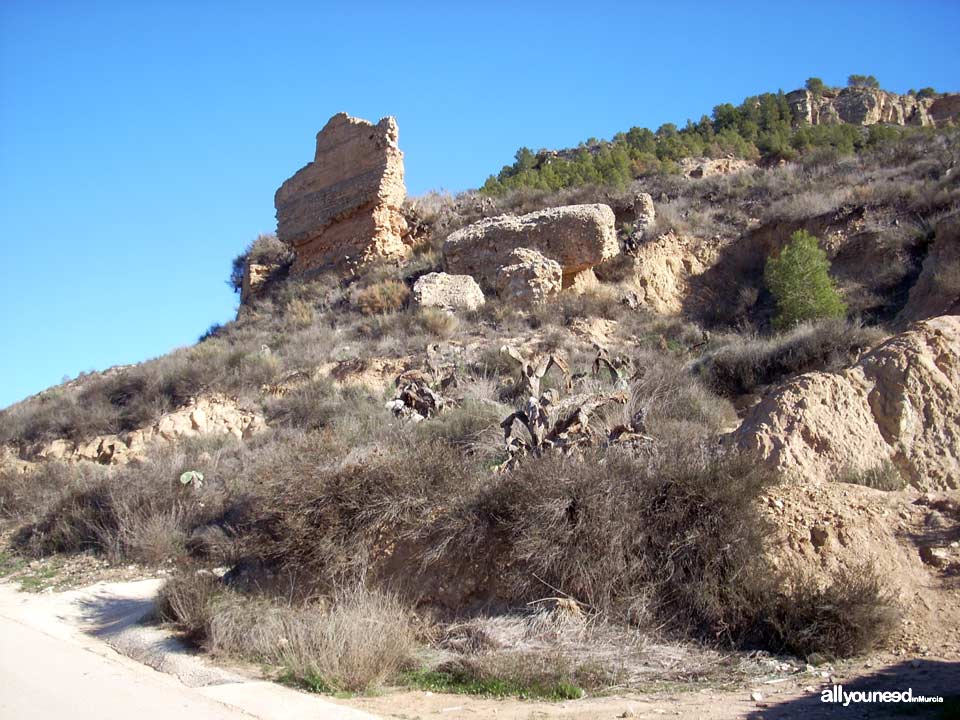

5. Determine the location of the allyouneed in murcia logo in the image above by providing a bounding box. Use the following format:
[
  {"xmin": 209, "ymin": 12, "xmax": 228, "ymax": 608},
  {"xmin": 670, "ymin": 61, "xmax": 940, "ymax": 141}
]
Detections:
[{"xmin": 821, "ymin": 685, "xmax": 944, "ymax": 707}]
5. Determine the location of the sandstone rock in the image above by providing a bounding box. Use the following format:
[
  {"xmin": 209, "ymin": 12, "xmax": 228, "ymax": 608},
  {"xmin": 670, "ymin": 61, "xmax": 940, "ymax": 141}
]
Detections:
[
  {"xmin": 568, "ymin": 317, "xmax": 617, "ymax": 346},
  {"xmin": 735, "ymin": 316, "xmax": 960, "ymax": 491},
  {"xmin": 275, "ymin": 113, "xmax": 408, "ymax": 274},
  {"xmin": 633, "ymin": 192, "xmax": 656, "ymax": 231},
  {"xmin": 24, "ymin": 395, "xmax": 266, "ymax": 466},
  {"xmin": 411, "ymin": 272, "xmax": 485, "ymax": 311},
  {"xmin": 929, "ymin": 95, "xmax": 960, "ymax": 126},
  {"xmin": 785, "ymin": 87, "xmax": 960, "ymax": 128},
  {"xmin": 627, "ymin": 231, "xmax": 707, "ymax": 315},
  {"xmin": 36, "ymin": 438, "xmax": 74, "ymax": 461},
  {"xmin": 678, "ymin": 157, "xmax": 754, "ymax": 179},
  {"xmin": 760, "ymin": 480, "xmax": 960, "ymax": 655},
  {"xmin": 240, "ymin": 262, "xmax": 273, "ymax": 305},
  {"xmin": 495, "ymin": 248, "xmax": 562, "ymax": 304},
  {"xmin": 317, "ymin": 357, "xmax": 414, "ymax": 393},
  {"xmin": 566, "ymin": 267, "xmax": 601, "ymax": 294},
  {"xmin": 443, "ymin": 204, "xmax": 618, "ymax": 288}
]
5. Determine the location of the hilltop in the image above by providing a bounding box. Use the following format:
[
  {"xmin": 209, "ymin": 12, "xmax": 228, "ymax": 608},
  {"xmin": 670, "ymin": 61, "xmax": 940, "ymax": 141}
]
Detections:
[{"xmin": 481, "ymin": 77, "xmax": 960, "ymax": 193}]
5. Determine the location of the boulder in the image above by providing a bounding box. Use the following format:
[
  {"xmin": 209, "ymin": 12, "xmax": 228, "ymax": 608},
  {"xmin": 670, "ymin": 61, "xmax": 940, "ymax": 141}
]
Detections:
[
  {"xmin": 274, "ymin": 113, "xmax": 408, "ymax": 274},
  {"xmin": 734, "ymin": 316, "xmax": 960, "ymax": 491},
  {"xmin": 495, "ymin": 248, "xmax": 562, "ymax": 304},
  {"xmin": 411, "ymin": 272, "xmax": 485, "ymax": 311},
  {"xmin": 443, "ymin": 204, "xmax": 618, "ymax": 288}
]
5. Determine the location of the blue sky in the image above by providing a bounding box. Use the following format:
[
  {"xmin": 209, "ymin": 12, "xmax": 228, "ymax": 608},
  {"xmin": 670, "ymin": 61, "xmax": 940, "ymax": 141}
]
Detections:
[{"xmin": 2, "ymin": 1, "xmax": 958, "ymax": 408}]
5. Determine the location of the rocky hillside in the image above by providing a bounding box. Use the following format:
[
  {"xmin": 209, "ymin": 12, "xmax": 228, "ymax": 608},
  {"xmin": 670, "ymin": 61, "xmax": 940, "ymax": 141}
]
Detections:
[
  {"xmin": 2, "ymin": 85, "xmax": 959, "ymax": 701},
  {"xmin": 481, "ymin": 80, "xmax": 960, "ymax": 193}
]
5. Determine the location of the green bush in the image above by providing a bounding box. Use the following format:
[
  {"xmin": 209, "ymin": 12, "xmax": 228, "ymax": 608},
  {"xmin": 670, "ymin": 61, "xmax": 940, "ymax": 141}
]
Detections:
[
  {"xmin": 805, "ymin": 77, "xmax": 827, "ymax": 95},
  {"xmin": 765, "ymin": 231, "xmax": 847, "ymax": 329},
  {"xmin": 847, "ymin": 74, "xmax": 880, "ymax": 89}
]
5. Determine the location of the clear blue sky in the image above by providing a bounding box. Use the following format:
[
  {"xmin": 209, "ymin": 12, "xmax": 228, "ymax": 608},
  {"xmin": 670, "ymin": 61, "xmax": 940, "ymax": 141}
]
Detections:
[{"xmin": 2, "ymin": 1, "xmax": 958, "ymax": 408}]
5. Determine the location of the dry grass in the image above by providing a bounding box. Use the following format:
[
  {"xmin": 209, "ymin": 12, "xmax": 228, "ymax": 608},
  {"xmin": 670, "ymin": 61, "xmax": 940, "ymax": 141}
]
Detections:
[
  {"xmin": 276, "ymin": 587, "xmax": 417, "ymax": 692},
  {"xmin": 410, "ymin": 307, "xmax": 460, "ymax": 338},
  {"xmin": 839, "ymin": 460, "xmax": 907, "ymax": 491},
  {"xmin": 10, "ymin": 441, "xmax": 238, "ymax": 564},
  {"xmin": 356, "ymin": 279, "xmax": 410, "ymax": 315},
  {"xmin": 693, "ymin": 319, "xmax": 884, "ymax": 398},
  {"xmin": 159, "ymin": 574, "xmax": 417, "ymax": 693}
]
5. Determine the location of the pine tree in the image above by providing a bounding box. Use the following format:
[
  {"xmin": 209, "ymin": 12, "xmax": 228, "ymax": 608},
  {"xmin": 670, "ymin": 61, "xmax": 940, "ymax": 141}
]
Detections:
[{"xmin": 765, "ymin": 231, "xmax": 847, "ymax": 329}]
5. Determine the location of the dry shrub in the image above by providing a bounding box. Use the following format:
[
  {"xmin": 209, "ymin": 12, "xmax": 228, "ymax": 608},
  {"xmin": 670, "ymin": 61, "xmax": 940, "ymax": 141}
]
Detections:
[
  {"xmin": 227, "ymin": 440, "xmax": 476, "ymax": 597},
  {"xmin": 12, "ymin": 444, "xmax": 233, "ymax": 564},
  {"xmin": 424, "ymin": 649, "xmax": 589, "ymax": 699},
  {"xmin": 277, "ymin": 588, "xmax": 416, "ymax": 692},
  {"xmin": 265, "ymin": 378, "xmax": 339, "ymax": 431},
  {"xmin": 694, "ymin": 319, "xmax": 883, "ymax": 398},
  {"xmin": 444, "ymin": 447, "xmax": 775, "ymax": 632},
  {"xmin": 156, "ymin": 570, "xmax": 221, "ymax": 641},
  {"xmin": 763, "ymin": 187, "xmax": 851, "ymax": 222},
  {"xmin": 624, "ymin": 352, "xmax": 737, "ymax": 438},
  {"xmin": 229, "ymin": 354, "xmax": 281, "ymax": 395},
  {"xmin": 229, "ymin": 233, "xmax": 294, "ymax": 292},
  {"xmin": 414, "ymin": 400, "xmax": 506, "ymax": 460},
  {"xmin": 0, "ymin": 344, "xmax": 232, "ymax": 446},
  {"xmin": 754, "ymin": 564, "xmax": 899, "ymax": 659},
  {"xmin": 159, "ymin": 574, "xmax": 416, "ymax": 693},
  {"xmin": 411, "ymin": 307, "xmax": 459, "ymax": 338},
  {"xmin": 934, "ymin": 257, "xmax": 960, "ymax": 295},
  {"xmin": 559, "ymin": 286, "xmax": 625, "ymax": 323},
  {"xmin": 283, "ymin": 298, "xmax": 315, "ymax": 329},
  {"xmin": 0, "ymin": 462, "xmax": 105, "ymax": 523},
  {"xmin": 839, "ymin": 460, "xmax": 906, "ymax": 491},
  {"xmin": 356, "ymin": 279, "xmax": 409, "ymax": 315}
]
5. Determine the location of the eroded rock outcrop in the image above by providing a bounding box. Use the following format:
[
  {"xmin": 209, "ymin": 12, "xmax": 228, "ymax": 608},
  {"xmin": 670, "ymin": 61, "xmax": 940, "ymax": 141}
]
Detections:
[
  {"xmin": 411, "ymin": 272, "xmax": 485, "ymax": 311},
  {"xmin": 495, "ymin": 248, "xmax": 562, "ymax": 304},
  {"xmin": 443, "ymin": 204, "xmax": 619, "ymax": 289},
  {"xmin": 240, "ymin": 261, "xmax": 274, "ymax": 306},
  {"xmin": 632, "ymin": 192, "xmax": 656, "ymax": 231},
  {"xmin": 785, "ymin": 87, "xmax": 960, "ymax": 128},
  {"xmin": 275, "ymin": 113, "xmax": 408, "ymax": 274},
  {"xmin": 678, "ymin": 157, "xmax": 754, "ymax": 179},
  {"xmin": 627, "ymin": 231, "xmax": 709, "ymax": 315},
  {"xmin": 735, "ymin": 315, "xmax": 960, "ymax": 490},
  {"xmin": 23, "ymin": 395, "xmax": 267, "ymax": 466}
]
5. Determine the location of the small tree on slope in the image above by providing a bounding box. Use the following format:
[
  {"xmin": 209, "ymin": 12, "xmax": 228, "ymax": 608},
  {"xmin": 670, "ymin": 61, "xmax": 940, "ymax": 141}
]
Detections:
[{"xmin": 765, "ymin": 230, "xmax": 847, "ymax": 329}]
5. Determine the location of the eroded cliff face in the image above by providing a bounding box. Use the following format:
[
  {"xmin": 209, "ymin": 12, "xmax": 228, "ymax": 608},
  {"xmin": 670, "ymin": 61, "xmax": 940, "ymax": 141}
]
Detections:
[
  {"xmin": 734, "ymin": 315, "xmax": 960, "ymax": 491},
  {"xmin": 785, "ymin": 87, "xmax": 959, "ymax": 128},
  {"xmin": 274, "ymin": 113, "xmax": 408, "ymax": 274}
]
